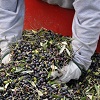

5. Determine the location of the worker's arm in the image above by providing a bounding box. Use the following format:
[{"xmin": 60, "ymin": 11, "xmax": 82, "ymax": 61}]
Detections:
[
  {"xmin": 72, "ymin": 0, "xmax": 100, "ymax": 70},
  {"xmin": 50, "ymin": 0, "xmax": 100, "ymax": 83},
  {"xmin": 0, "ymin": 0, "xmax": 25, "ymax": 64}
]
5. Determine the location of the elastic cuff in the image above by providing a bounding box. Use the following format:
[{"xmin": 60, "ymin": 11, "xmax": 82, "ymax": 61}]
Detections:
[{"xmin": 72, "ymin": 59, "xmax": 87, "ymax": 74}]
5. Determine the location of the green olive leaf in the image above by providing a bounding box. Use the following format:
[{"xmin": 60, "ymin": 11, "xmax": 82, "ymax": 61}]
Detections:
[{"xmin": 15, "ymin": 67, "xmax": 23, "ymax": 73}]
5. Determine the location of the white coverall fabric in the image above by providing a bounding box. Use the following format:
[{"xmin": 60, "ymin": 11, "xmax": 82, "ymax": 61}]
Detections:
[
  {"xmin": 44, "ymin": 0, "xmax": 100, "ymax": 71},
  {"xmin": 72, "ymin": 0, "xmax": 100, "ymax": 70},
  {"xmin": 0, "ymin": 0, "xmax": 99, "ymax": 76},
  {"xmin": 43, "ymin": 0, "xmax": 74, "ymax": 9},
  {"xmin": 51, "ymin": 61, "xmax": 81, "ymax": 83},
  {"xmin": 0, "ymin": 0, "xmax": 25, "ymax": 58}
]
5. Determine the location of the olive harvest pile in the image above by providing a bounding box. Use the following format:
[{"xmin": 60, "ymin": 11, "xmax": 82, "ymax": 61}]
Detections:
[{"xmin": 0, "ymin": 29, "xmax": 100, "ymax": 100}]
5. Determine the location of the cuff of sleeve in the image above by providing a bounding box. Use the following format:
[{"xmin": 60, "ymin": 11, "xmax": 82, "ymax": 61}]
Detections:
[{"xmin": 72, "ymin": 59, "xmax": 87, "ymax": 75}]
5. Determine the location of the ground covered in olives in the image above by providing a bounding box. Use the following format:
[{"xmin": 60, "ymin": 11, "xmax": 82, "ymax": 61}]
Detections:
[{"xmin": 0, "ymin": 29, "xmax": 100, "ymax": 100}]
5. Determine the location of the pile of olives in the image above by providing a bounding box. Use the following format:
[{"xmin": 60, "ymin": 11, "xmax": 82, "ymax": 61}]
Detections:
[{"xmin": 0, "ymin": 29, "xmax": 99, "ymax": 100}]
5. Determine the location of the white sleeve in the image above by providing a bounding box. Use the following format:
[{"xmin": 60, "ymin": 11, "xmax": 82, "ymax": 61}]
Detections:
[
  {"xmin": 0, "ymin": 0, "xmax": 18, "ymax": 12},
  {"xmin": 0, "ymin": 0, "xmax": 25, "ymax": 57},
  {"xmin": 72, "ymin": 0, "xmax": 100, "ymax": 70}
]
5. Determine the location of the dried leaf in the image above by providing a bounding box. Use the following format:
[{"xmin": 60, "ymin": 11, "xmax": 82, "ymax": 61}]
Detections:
[
  {"xmin": 21, "ymin": 70, "xmax": 33, "ymax": 74},
  {"xmin": 32, "ymin": 30, "xmax": 37, "ymax": 34},
  {"xmin": 36, "ymin": 89, "xmax": 43, "ymax": 96},
  {"xmin": 0, "ymin": 87, "xmax": 5, "ymax": 91},
  {"xmin": 11, "ymin": 89, "xmax": 16, "ymax": 92},
  {"xmin": 30, "ymin": 81, "xmax": 43, "ymax": 96},
  {"xmin": 5, "ymin": 83, "xmax": 9, "ymax": 89},
  {"xmin": 59, "ymin": 45, "xmax": 66, "ymax": 54},
  {"xmin": 66, "ymin": 48, "xmax": 70, "ymax": 56},
  {"xmin": 51, "ymin": 65, "xmax": 58, "ymax": 72},
  {"xmin": 62, "ymin": 41, "xmax": 68, "ymax": 45},
  {"xmin": 87, "ymin": 95, "xmax": 92, "ymax": 100},
  {"xmin": 30, "ymin": 80, "xmax": 45, "ymax": 99},
  {"xmin": 31, "ymin": 81, "xmax": 36, "ymax": 87},
  {"xmin": 40, "ymin": 42, "xmax": 43, "ymax": 46},
  {"xmin": 94, "ymin": 84, "xmax": 100, "ymax": 98}
]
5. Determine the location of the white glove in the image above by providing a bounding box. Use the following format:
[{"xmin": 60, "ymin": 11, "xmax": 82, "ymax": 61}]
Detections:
[
  {"xmin": 51, "ymin": 61, "xmax": 81, "ymax": 83},
  {"xmin": 0, "ymin": 41, "xmax": 11, "ymax": 64},
  {"xmin": 2, "ymin": 54, "xmax": 11, "ymax": 64}
]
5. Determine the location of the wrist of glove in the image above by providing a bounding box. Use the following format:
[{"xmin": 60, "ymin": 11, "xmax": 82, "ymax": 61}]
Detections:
[
  {"xmin": 51, "ymin": 61, "xmax": 82, "ymax": 83},
  {"xmin": 1, "ymin": 53, "xmax": 11, "ymax": 64},
  {"xmin": 0, "ymin": 44, "xmax": 11, "ymax": 64}
]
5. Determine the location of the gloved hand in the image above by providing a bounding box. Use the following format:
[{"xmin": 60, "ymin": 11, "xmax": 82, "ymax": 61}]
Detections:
[
  {"xmin": 51, "ymin": 61, "xmax": 81, "ymax": 83},
  {"xmin": 2, "ymin": 54, "xmax": 11, "ymax": 64},
  {"xmin": 0, "ymin": 41, "xmax": 11, "ymax": 64}
]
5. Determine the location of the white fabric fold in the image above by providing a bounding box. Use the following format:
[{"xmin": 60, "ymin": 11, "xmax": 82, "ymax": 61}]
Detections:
[
  {"xmin": 0, "ymin": 0, "xmax": 25, "ymax": 63},
  {"xmin": 72, "ymin": 0, "xmax": 100, "ymax": 70}
]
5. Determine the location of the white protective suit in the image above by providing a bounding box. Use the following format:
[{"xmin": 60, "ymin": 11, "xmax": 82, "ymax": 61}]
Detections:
[
  {"xmin": 43, "ymin": 0, "xmax": 100, "ymax": 83},
  {"xmin": 0, "ymin": 0, "xmax": 25, "ymax": 63},
  {"xmin": 0, "ymin": 0, "xmax": 100, "ymax": 82}
]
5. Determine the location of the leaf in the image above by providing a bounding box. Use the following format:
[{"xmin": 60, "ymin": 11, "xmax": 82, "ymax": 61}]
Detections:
[
  {"xmin": 94, "ymin": 84, "xmax": 100, "ymax": 99},
  {"xmin": 66, "ymin": 48, "xmax": 70, "ymax": 56},
  {"xmin": 59, "ymin": 45, "xmax": 66, "ymax": 54},
  {"xmin": 30, "ymin": 81, "xmax": 43, "ymax": 96},
  {"xmin": 32, "ymin": 30, "xmax": 37, "ymax": 34},
  {"xmin": 62, "ymin": 41, "xmax": 68, "ymax": 45},
  {"xmin": 11, "ymin": 89, "xmax": 16, "ymax": 92},
  {"xmin": 48, "ymin": 81, "xmax": 58, "ymax": 85},
  {"xmin": 30, "ymin": 81, "xmax": 36, "ymax": 87},
  {"xmin": 40, "ymin": 42, "xmax": 43, "ymax": 46},
  {"xmin": 87, "ymin": 95, "xmax": 93, "ymax": 100},
  {"xmin": 52, "ymin": 95, "xmax": 59, "ymax": 98},
  {"xmin": 21, "ymin": 70, "xmax": 33, "ymax": 74},
  {"xmin": 0, "ymin": 87, "xmax": 5, "ymax": 91},
  {"xmin": 49, "ymin": 40, "xmax": 53, "ymax": 44},
  {"xmin": 11, "ymin": 67, "xmax": 16, "ymax": 72},
  {"xmin": 51, "ymin": 64, "xmax": 58, "ymax": 72},
  {"xmin": 94, "ymin": 72, "xmax": 99, "ymax": 76},
  {"xmin": 51, "ymin": 84, "xmax": 57, "ymax": 89},
  {"xmin": 52, "ymin": 94, "xmax": 61, "ymax": 98},
  {"xmin": 4, "ymin": 79, "xmax": 12, "ymax": 84},
  {"xmin": 47, "ymin": 71, "xmax": 51, "ymax": 78},
  {"xmin": 36, "ymin": 89, "xmax": 43, "ymax": 96},
  {"xmin": 15, "ymin": 67, "xmax": 23, "ymax": 73},
  {"xmin": 5, "ymin": 83, "xmax": 9, "ymax": 89}
]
